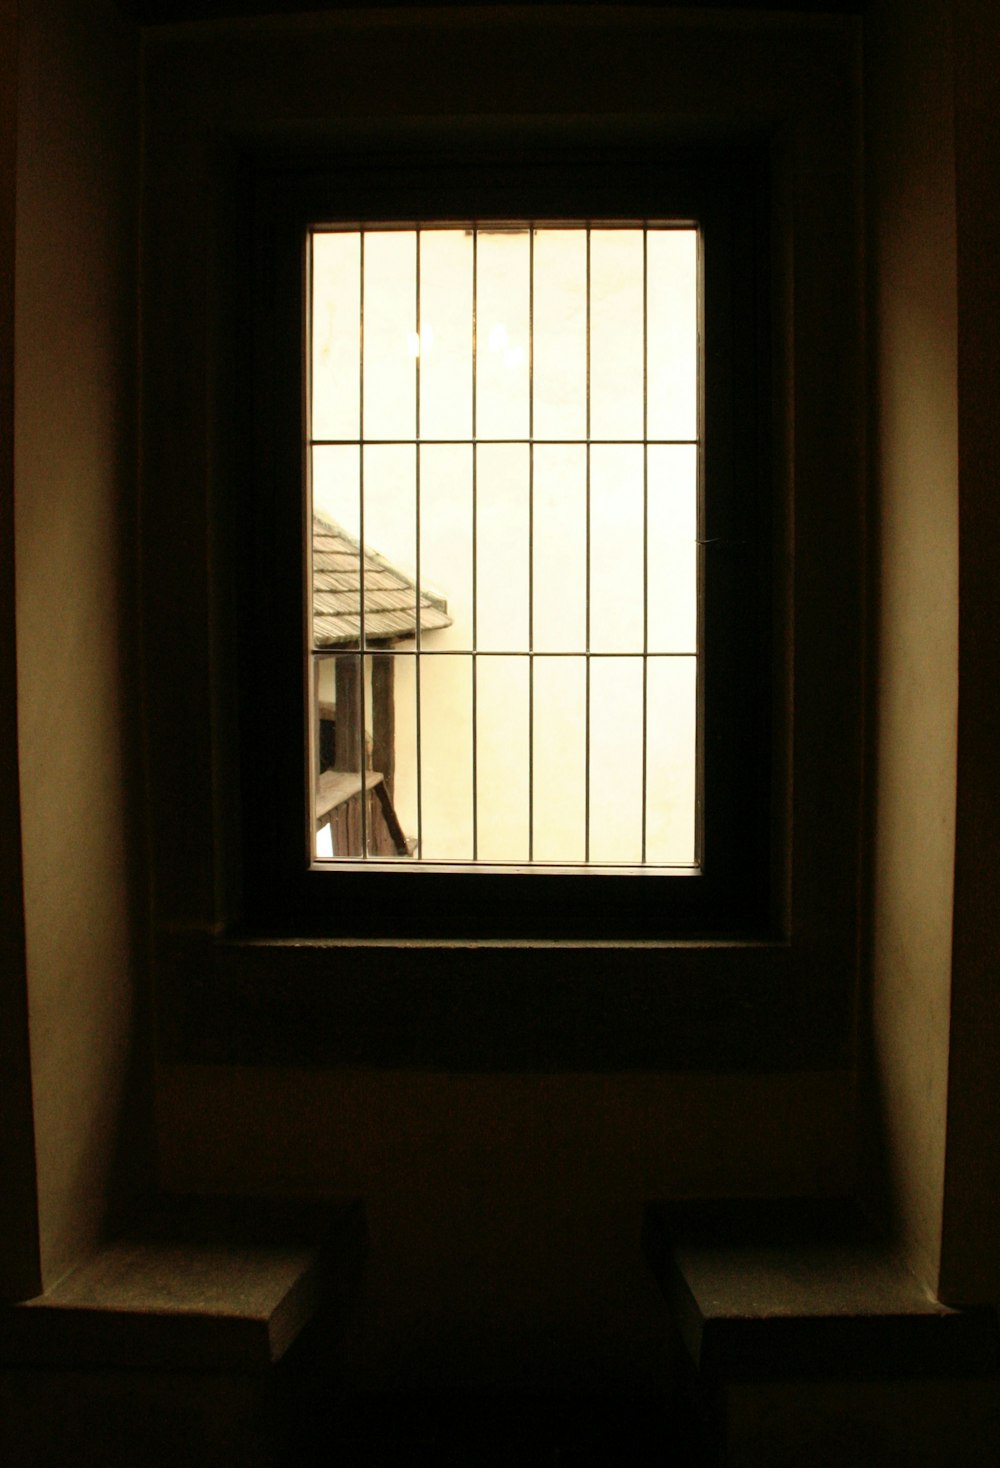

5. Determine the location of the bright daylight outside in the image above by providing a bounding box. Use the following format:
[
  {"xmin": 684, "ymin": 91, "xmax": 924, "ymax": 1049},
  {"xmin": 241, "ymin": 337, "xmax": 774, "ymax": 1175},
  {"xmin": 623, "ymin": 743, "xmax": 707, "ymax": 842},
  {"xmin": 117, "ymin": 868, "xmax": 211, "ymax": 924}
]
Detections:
[{"xmin": 309, "ymin": 224, "xmax": 699, "ymax": 867}]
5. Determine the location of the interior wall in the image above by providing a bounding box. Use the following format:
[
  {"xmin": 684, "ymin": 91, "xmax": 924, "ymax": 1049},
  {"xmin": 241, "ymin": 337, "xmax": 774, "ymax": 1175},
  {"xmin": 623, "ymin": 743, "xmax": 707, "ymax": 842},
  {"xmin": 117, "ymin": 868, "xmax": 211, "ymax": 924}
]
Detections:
[
  {"xmin": 0, "ymin": 0, "xmax": 41, "ymax": 1303},
  {"xmin": 864, "ymin": 0, "xmax": 958, "ymax": 1292},
  {"xmin": 13, "ymin": 0, "xmax": 146, "ymax": 1288},
  {"xmin": 144, "ymin": 8, "xmax": 864, "ymax": 1394},
  {"xmin": 158, "ymin": 1064, "xmax": 853, "ymax": 1394},
  {"xmin": 940, "ymin": 0, "xmax": 1000, "ymax": 1306}
]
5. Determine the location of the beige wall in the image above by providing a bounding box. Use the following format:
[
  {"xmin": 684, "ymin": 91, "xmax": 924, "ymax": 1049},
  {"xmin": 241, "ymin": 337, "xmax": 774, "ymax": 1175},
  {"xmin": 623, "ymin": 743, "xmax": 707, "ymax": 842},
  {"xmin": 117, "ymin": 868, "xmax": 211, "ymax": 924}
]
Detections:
[
  {"xmin": 12, "ymin": 0, "xmax": 146, "ymax": 1288},
  {"xmin": 3, "ymin": 0, "xmax": 996, "ymax": 1399},
  {"xmin": 864, "ymin": 0, "xmax": 959, "ymax": 1293},
  {"xmin": 158, "ymin": 1063, "xmax": 853, "ymax": 1393},
  {"xmin": 865, "ymin": 0, "xmax": 1000, "ymax": 1308},
  {"xmin": 144, "ymin": 7, "xmax": 864, "ymax": 1394},
  {"xmin": 941, "ymin": 0, "xmax": 1000, "ymax": 1305},
  {"xmin": 0, "ymin": 0, "xmax": 41, "ymax": 1303}
]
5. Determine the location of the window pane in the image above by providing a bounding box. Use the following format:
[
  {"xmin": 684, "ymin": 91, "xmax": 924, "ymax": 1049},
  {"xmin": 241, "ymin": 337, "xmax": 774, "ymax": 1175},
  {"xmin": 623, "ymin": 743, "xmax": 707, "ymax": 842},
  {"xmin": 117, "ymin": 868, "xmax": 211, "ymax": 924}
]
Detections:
[
  {"xmin": 590, "ymin": 444, "xmax": 644, "ymax": 653},
  {"xmin": 312, "ymin": 443, "xmax": 360, "ymax": 540},
  {"xmin": 590, "ymin": 230, "xmax": 644, "ymax": 441},
  {"xmin": 420, "ymin": 231, "xmax": 473, "ymax": 440},
  {"xmin": 476, "ymin": 443, "xmax": 529, "ymax": 651},
  {"xmin": 363, "ymin": 231, "xmax": 416, "ymax": 440},
  {"xmin": 647, "ymin": 228, "xmax": 698, "ymax": 442},
  {"xmin": 313, "ymin": 652, "xmax": 368, "ymax": 860},
  {"xmin": 385, "ymin": 652, "xmax": 418, "ymax": 854},
  {"xmin": 311, "ymin": 231, "xmax": 360, "ymax": 442},
  {"xmin": 416, "ymin": 653, "xmax": 474, "ymax": 860},
  {"xmin": 532, "ymin": 656, "xmax": 587, "ymax": 862},
  {"xmin": 533, "ymin": 229, "xmax": 586, "ymax": 440},
  {"xmin": 361, "ymin": 444, "xmax": 417, "ymax": 647},
  {"xmin": 645, "ymin": 655, "xmax": 697, "ymax": 864},
  {"xmin": 533, "ymin": 444, "xmax": 587, "ymax": 652},
  {"xmin": 588, "ymin": 656, "xmax": 644, "ymax": 863},
  {"xmin": 476, "ymin": 655, "xmax": 530, "ymax": 861},
  {"xmin": 419, "ymin": 444, "xmax": 473, "ymax": 652},
  {"xmin": 647, "ymin": 443, "xmax": 698, "ymax": 653},
  {"xmin": 476, "ymin": 230, "xmax": 529, "ymax": 439}
]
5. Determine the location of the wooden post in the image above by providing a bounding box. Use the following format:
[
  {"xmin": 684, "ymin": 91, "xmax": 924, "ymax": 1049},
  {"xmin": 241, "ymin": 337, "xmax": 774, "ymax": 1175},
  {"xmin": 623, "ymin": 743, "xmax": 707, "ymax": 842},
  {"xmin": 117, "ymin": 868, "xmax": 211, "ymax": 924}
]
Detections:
[
  {"xmin": 334, "ymin": 654, "xmax": 362, "ymax": 771},
  {"xmin": 371, "ymin": 652, "xmax": 395, "ymax": 800}
]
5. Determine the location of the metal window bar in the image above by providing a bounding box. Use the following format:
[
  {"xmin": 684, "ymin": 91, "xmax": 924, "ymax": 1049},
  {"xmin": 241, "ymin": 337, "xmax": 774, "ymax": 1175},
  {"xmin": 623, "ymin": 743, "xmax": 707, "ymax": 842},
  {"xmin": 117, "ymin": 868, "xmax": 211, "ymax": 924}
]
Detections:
[
  {"xmin": 528, "ymin": 226, "xmax": 535, "ymax": 862},
  {"xmin": 641, "ymin": 226, "xmax": 649, "ymax": 863},
  {"xmin": 358, "ymin": 231, "xmax": 368, "ymax": 861},
  {"xmin": 414, "ymin": 231, "xmax": 423, "ymax": 860},
  {"xmin": 471, "ymin": 226, "xmax": 479, "ymax": 860},
  {"xmin": 310, "ymin": 223, "xmax": 701, "ymax": 868},
  {"xmin": 584, "ymin": 225, "xmax": 591, "ymax": 863}
]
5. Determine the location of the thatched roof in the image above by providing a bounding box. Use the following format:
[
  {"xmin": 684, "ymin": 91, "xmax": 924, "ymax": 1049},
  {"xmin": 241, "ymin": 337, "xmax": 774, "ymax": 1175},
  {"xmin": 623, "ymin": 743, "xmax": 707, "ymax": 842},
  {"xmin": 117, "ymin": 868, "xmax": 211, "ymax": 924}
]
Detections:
[{"xmin": 312, "ymin": 512, "xmax": 452, "ymax": 648}]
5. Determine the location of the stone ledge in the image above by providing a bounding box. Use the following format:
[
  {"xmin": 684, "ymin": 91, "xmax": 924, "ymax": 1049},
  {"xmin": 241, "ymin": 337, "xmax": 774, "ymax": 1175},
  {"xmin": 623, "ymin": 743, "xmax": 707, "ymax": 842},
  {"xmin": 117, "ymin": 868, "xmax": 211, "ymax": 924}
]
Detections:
[
  {"xmin": 643, "ymin": 1199, "xmax": 999, "ymax": 1383},
  {"xmin": 0, "ymin": 1195, "xmax": 366, "ymax": 1372}
]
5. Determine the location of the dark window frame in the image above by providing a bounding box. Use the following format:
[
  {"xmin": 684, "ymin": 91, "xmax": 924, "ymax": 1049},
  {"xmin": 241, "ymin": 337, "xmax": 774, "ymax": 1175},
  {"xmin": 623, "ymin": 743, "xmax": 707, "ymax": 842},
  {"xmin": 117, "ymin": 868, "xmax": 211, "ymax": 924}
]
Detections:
[{"xmin": 236, "ymin": 138, "xmax": 774, "ymax": 942}]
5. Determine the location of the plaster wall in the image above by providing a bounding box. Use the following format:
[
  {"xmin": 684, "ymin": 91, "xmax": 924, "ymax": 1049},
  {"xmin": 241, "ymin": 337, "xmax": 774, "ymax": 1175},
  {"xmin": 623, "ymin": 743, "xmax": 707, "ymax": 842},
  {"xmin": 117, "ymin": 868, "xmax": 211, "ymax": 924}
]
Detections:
[
  {"xmin": 146, "ymin": 7, "xmax": 863, "ymax": 1393},
  {"xmin": 13, "ymin": 0, "xmax": 146, "ymax": 1287},
  {"xmin": 940, "ymin": 0, "xmax": 1000, "ymax": 1305},
  {"xmin": 157, "ymin": 1063, "xmax": 853, "ymax": 1394},
  {"xmin": 865, "ymin": 0, "xmax": 958, "ymax": 1293},
  {"xmin": 0, "ymin": 0, "xmax": 40, "ymax": 1302}
]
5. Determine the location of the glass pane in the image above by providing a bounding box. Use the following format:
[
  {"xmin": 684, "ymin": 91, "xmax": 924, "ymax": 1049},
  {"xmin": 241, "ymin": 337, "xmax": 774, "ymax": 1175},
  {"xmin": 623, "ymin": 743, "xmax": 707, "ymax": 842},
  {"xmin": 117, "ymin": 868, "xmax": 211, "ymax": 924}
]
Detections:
[
  {"xmin": 588, "ymin": 656, "xmax": 644, "ymax": 863},
  {"xmin": 476, "ymin": 230, "xmax": 529, "ymax": 439},
  {"xmin": 417, "ymin": 653, "xmax": 474, "ymax": 860},
  {"xmin": 361, "ymin": 444, "xmax": 416, "ymax": 648},
  {"xmin": 311, "ymin": 231, "xmax": 360, "ymax": 442},
  {"xmin": 312, "ymin": 443, "xmax": 360, "ymax": 542},
  {"xmin": 476, "ymin": 443, "xmax": 529, "ymax": 651},
  {"xmin": 313, "ymin": 651, "xmax": 368, "ymax": 859},
  {"xmin": 419, "ymin": 231, "xmax": 473, "ymax": 440},
  {"xmin": 381, "ymin": 651, "xmax": 419, "ymax": 858},
  {"xmin": 647, "ymin": 444, "xmax": 698, "ymax": 653},
  {"xmin": 590, "ymin": 229, "xmax": 644, "ymax": 441},
  {"xmin": 533, "ymin": 229, "xmax": 586, "ymax": 440},
  {"xmin": 363, "ymin": 231, "xmax": 416, "ymax": 440},
  {"xmin": 476, "ymin": 655, "xmax": 530, "ymax": 860},
  {"xmin": 533, "ymin": 444, "xmax": 587, "ymax": 652},
  {"xmin": 590, "ymin": 444, "xmax": 644, "ymax": 653},
  {"xmin": 532, "ymin": 656, "xmax": 587, "ymax": 862},
  {"xmin": 645, "ymin": 655, "xmax": 698, "ymax": 865},
  {"xmin": 420, "ymin": 444, "xmax": 473, "ymax": 652},
  {"xmin": 647, "ymin": 228, "xmax": 699, "ymax": 442}
]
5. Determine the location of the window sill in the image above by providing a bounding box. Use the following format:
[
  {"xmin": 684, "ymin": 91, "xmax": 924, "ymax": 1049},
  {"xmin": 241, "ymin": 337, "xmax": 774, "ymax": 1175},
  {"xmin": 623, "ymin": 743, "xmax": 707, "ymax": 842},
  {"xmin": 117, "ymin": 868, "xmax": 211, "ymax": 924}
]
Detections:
[{"xmin": 155, "ymin": 930, "xmax": 847, "ymax": 1073}]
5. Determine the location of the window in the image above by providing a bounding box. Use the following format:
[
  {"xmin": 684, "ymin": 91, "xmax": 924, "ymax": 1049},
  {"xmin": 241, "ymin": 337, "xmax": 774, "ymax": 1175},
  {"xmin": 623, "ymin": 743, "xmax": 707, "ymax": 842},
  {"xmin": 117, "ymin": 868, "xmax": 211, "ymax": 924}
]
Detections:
[
  {"xmin": 308, "ymin": 224, "xmax": 700, "ymax": 870},
  {"xmin": 241, "ymin": 145, "xmax": 771, "ymax": 939}
]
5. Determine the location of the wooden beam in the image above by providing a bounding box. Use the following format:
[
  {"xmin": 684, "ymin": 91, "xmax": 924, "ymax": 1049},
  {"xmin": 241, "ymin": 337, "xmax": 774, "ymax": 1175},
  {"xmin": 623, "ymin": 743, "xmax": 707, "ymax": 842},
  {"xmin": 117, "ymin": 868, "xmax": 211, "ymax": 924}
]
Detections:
[
  {"xmin": 333, "ymin": 655, "xmax": 361, "ymax": 772},
  {"xmin": 371, "ymin": 653, "xmax": 395, "ymax": 801}
]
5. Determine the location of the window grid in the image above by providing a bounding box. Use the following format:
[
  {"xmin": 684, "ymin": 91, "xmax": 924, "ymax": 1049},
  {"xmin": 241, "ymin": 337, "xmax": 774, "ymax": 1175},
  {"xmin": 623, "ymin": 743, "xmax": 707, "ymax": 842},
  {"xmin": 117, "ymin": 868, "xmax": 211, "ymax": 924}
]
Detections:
[{"xmin": 310, "ymin": 223, "xmax": 700, "ymax": 867}]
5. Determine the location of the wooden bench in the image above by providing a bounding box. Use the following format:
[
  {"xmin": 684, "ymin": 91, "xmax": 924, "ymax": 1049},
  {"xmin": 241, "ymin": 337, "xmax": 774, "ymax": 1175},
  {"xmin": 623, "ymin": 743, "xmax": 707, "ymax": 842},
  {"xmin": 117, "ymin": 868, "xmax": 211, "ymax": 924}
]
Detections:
[
  {"xmin": 643, "ymin": 1198, "xmax": 999, "ymax": 1466},
  {"xmin": 0, "ymin": 1195, "xmax": 366, "ymax": 1468}
]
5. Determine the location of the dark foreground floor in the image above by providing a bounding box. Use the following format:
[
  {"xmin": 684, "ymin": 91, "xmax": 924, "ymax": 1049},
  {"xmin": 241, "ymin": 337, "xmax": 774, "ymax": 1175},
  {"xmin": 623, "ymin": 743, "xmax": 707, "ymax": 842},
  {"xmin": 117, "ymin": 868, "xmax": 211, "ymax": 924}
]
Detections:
[{"xmin": 287, "ymin": 1395, "xmax": 694, "ymax": 1467}]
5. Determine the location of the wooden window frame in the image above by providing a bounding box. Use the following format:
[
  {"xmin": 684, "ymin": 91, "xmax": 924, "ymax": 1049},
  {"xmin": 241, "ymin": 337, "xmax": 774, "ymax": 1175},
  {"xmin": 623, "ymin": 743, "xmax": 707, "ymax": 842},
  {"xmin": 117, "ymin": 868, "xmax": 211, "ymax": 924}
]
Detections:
[{"xmin": 235, "ymin": 139, "xmax": 775, "ymax": 942}]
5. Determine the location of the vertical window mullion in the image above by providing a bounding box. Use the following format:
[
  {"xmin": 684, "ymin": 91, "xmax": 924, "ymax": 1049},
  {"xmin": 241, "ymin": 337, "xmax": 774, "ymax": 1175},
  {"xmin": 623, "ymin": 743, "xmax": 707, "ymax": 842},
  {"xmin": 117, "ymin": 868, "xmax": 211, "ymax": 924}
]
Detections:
[
  {"xmin": 695, "ymin": 227, "xmax": 705, "ymax": 870},
  {"xmin": 471, "ymin": 227, "xmax": 479, "ymax": 862},
  {"xmin": 358, "ymin": 231, "xmax": 368, "ymax": 860},
  {"xmin": 584, "ymin": 225, "xmax": 592, "ymax": 864},
  {"xmin": 528, "ymin": 225, "xmax": 535, "ymax": 863},
  {"xmin": 641, "ymin": 225, "xmax": 649, "ymax": 864},
  {"xmin": 415, "ymin": 230, "xmax": 423, "ymax": 858}
]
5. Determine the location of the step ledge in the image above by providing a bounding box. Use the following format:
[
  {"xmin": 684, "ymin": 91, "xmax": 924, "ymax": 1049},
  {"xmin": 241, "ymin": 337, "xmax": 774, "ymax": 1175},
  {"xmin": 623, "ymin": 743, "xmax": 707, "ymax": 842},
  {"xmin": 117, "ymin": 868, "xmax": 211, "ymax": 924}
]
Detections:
[
  {"xmin": 643, "ymin": 1199, "xmax": 1000, "ymax": 1383},
  {"xmin": 0, "ymin": 1195, "xmax": 366, "ymax": 1372}
]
